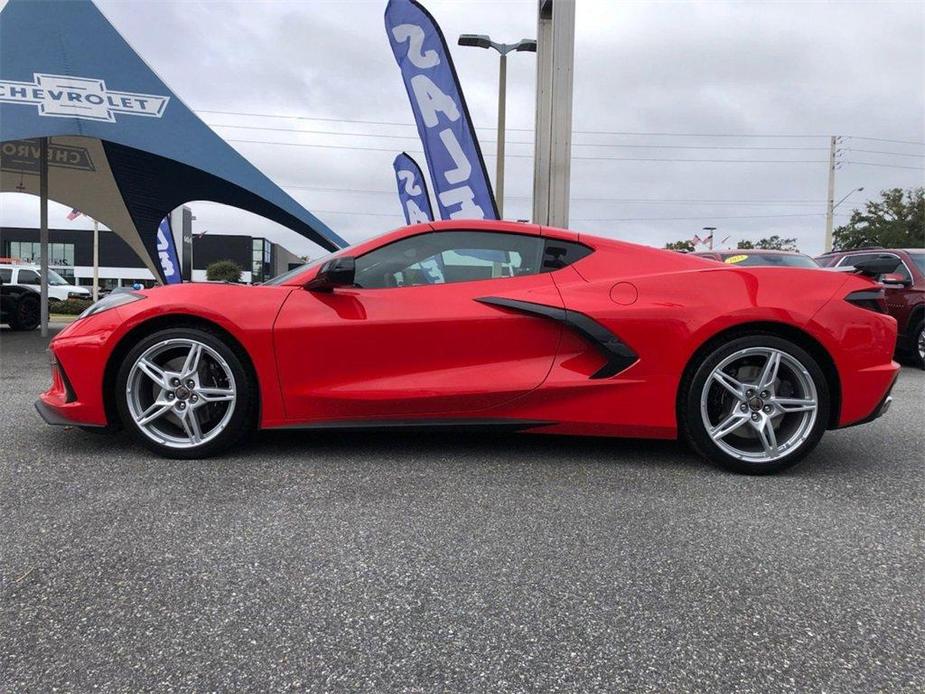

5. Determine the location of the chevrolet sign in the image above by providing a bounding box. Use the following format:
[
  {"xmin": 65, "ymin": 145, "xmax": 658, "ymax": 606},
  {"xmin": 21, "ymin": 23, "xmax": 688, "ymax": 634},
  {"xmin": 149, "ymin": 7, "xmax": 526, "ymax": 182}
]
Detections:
[{"xmin": 0, "ymin": 73, "xmax": 169, "ymax": 123}]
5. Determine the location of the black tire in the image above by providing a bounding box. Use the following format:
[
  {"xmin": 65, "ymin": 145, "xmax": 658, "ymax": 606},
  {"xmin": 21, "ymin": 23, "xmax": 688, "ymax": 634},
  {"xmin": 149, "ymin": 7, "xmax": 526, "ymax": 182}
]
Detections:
[
  {"xmin": 680, "ymin": 334, "xmax": 830, "ymax": 475},
  {"xmin": 911, "ymin": 319, "xmax": 925, "ymax": 370},
  {"xmin": 115, "ymin": 326, "xmax": 256, "ymax": 459},
  {"xmin": 8, "ymin": 294, "xmax": 40, "ymax": 331}
]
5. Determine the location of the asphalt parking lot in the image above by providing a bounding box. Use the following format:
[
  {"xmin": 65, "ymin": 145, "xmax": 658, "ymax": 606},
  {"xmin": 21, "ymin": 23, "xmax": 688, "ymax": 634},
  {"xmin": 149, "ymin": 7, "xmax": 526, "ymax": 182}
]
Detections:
[{"xmin": 1, "ymin": 326, "xmax": 922, "ymax": 692}]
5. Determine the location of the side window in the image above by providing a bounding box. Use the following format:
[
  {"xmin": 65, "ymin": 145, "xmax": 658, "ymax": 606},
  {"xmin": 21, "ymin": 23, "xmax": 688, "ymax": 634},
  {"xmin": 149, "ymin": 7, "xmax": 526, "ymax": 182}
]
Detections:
[
  {"xmin": 894, "ymin": 261, "xmax": 912, "ymax": 282},
  {"xmin": 17, "ymin": 269, "xmax": 40, "ymax": 285},
  {"xmin": 0, "ymin": 269, "xmax": 12, "ymax": 284},
  {"xmin": 541, "ymin": 239, "xmax": 593, "ymax": 271},
  {"xmin": 354, "ymin": 231, "xmax": 545, "ymax": 289}
]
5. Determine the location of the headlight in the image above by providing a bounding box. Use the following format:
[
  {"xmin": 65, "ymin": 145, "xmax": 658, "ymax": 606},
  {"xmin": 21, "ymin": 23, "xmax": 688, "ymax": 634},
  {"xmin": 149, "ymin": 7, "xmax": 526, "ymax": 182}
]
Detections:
[{"xmin": 77, "ymin": 291, "xmax": 145, "ymax": 320}]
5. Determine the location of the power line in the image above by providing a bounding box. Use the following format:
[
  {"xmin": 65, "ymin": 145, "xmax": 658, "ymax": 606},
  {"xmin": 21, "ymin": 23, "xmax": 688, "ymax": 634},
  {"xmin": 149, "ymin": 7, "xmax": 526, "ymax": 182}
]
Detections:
[
  {"xmin": 848, "ymin": 135, "xmax": 925, "ymax": 147},
  {"xmin": 226, "ymin": 137, "xmax": 832, "ymax": 163},
  {"xmin": 847, "ymin": 149, "xmax": 925, "ymax": 159},
  {"xmin": 208, "ymin": 121, "xmax": 830, "ymax": 151},
  {"xmin": 573, "ymin": 212, "xmax": 850, "ymax": 223},
  {"xmin": 193, "ymin": 204, "xmax": 848, "ymax": 223},
  {"xmin": 197, "ymin": 108, "xmax": 923, "ymax": 144},
  {"xmin": 283, "ymin": 185, "xmax": 835, "ymax": 206},
  {"xmin": 226, "ymin": 138, "xmax": 925, "ymax": 169},
  {"xmin": 847, "ymin": 160, "xmax": 925, "ymax": 171}
]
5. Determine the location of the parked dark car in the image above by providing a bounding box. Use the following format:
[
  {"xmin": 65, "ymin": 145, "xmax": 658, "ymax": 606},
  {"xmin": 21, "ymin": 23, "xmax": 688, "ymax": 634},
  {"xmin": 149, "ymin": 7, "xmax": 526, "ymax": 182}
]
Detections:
[
  {"xmin": 692, "ymin": 249, "xmax": 820, "ymax": 268},
  {"xmin": 816, "ymin": 248, "xmax": 925, "ymax": 368},
  {"xmin": 0, "ymin": 274, "xmax": 40, "ymax": 331}
]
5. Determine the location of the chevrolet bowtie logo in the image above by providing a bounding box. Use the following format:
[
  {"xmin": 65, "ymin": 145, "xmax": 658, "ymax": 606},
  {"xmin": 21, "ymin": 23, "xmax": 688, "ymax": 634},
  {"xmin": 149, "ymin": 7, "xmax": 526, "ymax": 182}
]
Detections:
[{"xmin": 0, "ymin": 73, "xmax": 170, "ymax": 123}]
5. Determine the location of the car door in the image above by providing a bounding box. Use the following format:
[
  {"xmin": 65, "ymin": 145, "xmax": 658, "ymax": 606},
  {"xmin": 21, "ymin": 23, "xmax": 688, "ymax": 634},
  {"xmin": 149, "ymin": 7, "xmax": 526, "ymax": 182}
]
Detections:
[{"xmin": 274, "ymin": 230, "xmax": 565, "ymax": 421}]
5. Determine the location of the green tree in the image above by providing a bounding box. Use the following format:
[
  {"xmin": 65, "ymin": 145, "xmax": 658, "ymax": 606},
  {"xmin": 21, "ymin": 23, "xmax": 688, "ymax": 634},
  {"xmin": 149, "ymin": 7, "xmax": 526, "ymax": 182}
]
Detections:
[
  {"xmin": 737, "ymin": 235, "xmax": 799, "ymax": 251},
  {"xmin": 206, "ymin": 259, "xmax": 243, "ymax": 283},
  {"xmin": 833, "ymin": 187, "xmax": 924, "ymax": 250},
  {"xmin": 665, "ymin": 239, "xmax": 695, "ymax": 252}
]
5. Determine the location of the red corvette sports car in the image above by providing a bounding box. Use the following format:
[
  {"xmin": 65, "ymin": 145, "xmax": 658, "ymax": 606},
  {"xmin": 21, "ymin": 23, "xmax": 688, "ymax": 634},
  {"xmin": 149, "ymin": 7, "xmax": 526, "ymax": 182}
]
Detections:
[{"xmin": 37, "ymin": 220, "xmax": 899, "ymax": 474}]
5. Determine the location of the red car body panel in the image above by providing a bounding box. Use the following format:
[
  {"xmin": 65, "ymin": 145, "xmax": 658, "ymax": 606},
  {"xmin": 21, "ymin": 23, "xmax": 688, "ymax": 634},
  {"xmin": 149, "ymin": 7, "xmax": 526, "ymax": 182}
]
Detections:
[
  {"xmin": 40, "ymin": 220, "xmax": 900, "ymax": 438},
  {"xmin": 816, "ymin": 248, "xmax": 924, "ymax": 356}
]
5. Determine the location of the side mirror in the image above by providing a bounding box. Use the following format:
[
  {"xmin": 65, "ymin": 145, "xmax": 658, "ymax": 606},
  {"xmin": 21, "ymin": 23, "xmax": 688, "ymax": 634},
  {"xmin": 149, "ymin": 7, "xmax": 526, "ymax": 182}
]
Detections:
[
  {"xmin": 853, "ymin": 255, "xmax": 900, "ymax": 278},
  {"xmin": 880, "ymin": 272, "xmax": 909, "ymax": 287},
  {"xmin": 304, "ymin": 256, "xmax": 355, "ymax": 292}
]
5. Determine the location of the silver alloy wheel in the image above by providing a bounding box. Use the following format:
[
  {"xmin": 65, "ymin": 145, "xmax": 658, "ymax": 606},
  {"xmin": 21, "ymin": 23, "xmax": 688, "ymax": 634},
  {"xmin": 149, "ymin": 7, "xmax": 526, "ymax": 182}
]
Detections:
[
  {"xmin": 918, "ymin": 325, "xmax": 925, "ymax": 362},
  {"xmin": 126, "ymin": 338, "xmax": 236, "ymax": 449},
  {"xmin": 700, "ymin": 347, "xmax": 818, "ymax": 463}
]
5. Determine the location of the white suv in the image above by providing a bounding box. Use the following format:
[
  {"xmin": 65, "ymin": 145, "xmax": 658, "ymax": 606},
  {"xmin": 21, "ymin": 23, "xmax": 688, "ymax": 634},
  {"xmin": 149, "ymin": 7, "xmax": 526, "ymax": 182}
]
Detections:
[{"xmin": 0, "ymin": 264, "xmax": 92, "ymax": 303}]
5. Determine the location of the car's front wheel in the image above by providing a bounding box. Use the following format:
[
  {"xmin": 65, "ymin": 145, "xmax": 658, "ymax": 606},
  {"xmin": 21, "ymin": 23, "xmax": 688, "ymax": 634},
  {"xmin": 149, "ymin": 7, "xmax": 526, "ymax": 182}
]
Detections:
[
  {"xmin": 115, "ymin": 327, "xmax": 255, "ymax": 458},
  {"xmin": 681, "ymin": 335, "xmax": 830, "ymax": 474},
  {"xmin": 8, "ymin": 293, "xmax": 40, "ymax": 331}
]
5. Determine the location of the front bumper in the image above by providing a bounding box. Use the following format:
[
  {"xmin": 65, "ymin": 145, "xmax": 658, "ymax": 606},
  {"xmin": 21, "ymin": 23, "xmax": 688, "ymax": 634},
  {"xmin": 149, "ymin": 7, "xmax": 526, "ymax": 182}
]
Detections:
[
  {"xmin": 37, "ymin": 311, "xmax": 124, "ymax": 428},
  {"xmin": 34, "ymin": 398, "xmax": 104, "ymax": 427}
]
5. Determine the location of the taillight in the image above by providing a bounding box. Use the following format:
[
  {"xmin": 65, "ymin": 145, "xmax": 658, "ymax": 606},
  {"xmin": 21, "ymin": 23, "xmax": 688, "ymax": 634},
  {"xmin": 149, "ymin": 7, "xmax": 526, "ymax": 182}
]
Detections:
[{"xmin": 845, "ymin": 289, "xmax": 887, "ymax": 314}]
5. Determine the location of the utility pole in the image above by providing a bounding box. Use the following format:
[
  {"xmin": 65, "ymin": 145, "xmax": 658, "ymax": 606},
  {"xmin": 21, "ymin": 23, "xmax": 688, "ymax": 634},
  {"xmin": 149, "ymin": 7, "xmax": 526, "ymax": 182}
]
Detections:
[
  {"xmin": 824, "ymin": 135, "xmax": 838, "ymax": 252},
  {"xmin": 39, "ymin": 137, "xmax": 49, "ymax": 337},
  {"xmin": 92, "ymin": 219, "xmax": 100, "ymax": 302},
  {"xmin": 532, "ymin": 0, "xmax": 576, "ymax": 228}
]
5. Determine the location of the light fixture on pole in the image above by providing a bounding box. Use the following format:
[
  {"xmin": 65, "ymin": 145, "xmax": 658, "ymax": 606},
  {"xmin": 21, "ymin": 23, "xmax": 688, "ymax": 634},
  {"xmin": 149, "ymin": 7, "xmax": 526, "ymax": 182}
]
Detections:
[
  {"xmin": 457, "ymin": 34, "xmax": 537, "ymax": 218},
  {"xmin": 833, "ymin": 186, "xmax": 864, "ymax": 211}
]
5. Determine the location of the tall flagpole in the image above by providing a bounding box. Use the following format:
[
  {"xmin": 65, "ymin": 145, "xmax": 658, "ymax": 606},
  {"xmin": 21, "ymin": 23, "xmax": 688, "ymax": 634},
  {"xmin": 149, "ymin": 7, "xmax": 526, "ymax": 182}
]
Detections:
[{"xmin": 39, "ymin": 137, "xmax": 49, "ymax": 337}]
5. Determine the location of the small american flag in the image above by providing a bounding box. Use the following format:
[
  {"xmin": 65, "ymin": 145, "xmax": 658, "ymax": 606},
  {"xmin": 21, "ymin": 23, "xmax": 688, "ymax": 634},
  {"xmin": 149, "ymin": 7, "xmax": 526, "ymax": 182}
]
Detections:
[
  {"xmin": 66, "ymin": 208, "xmax": 83, "ymax": 221},
  {"xmin": 691, "ymin": 234, "xmax": 702, "ymax": 246}
]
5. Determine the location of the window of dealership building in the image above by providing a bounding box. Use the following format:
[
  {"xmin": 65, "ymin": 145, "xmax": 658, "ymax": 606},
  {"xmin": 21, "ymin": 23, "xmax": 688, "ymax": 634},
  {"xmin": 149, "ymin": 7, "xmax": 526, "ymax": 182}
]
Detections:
[{"xmin": 0, "ymin": 226, "xmax": 305, "ymax": 288}]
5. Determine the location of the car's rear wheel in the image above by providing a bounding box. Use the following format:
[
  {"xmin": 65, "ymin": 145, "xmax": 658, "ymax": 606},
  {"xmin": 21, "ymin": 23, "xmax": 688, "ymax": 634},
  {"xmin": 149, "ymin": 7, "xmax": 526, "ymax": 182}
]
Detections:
[
  {"xmin": 8, "ymin": 293, "xmax": 40, "ymax": 331},
  {"xmin": 681, "ymin": 335, "xmax": 830, "ymax": 474},
  {"xmin": 115, "ymin": 327, "xmax": 255, "ymax": 458}
]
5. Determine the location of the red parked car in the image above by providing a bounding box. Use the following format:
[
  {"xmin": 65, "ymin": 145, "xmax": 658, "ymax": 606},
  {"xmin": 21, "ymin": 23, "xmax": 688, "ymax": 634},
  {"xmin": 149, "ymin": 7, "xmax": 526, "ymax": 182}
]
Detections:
[
  {"xmin": 816, "ymin": 248, "xmax": 925, "ymax": 368},
  {"xmin": 36, "ymin": 220, "xmax": 899, "ymax": 474}
]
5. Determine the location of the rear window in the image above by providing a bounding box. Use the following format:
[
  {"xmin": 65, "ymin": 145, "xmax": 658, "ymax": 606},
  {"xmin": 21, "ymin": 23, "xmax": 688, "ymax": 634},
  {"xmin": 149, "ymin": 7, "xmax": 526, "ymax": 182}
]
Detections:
[
  {"xmin": 723, "ymin": 253, "xmax": 818, "ymax": 268},
  {"xmin": 0, "ymin": 268, "xmax": 11, "ymax": 283}
]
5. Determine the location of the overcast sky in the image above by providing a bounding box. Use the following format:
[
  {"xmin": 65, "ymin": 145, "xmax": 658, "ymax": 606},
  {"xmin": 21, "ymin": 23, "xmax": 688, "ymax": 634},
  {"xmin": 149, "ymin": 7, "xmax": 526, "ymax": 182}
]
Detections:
[{"xmin": 2, "ymin": 0, "xmax": 923, "ymax": 258}]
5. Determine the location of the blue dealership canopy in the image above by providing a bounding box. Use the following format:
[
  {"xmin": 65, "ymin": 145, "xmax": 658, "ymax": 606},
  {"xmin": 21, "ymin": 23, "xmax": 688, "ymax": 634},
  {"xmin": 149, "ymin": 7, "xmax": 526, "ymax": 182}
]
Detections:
[{"xmin": 0, "ymin": 0, "xmax": 346, "ymax": 282}]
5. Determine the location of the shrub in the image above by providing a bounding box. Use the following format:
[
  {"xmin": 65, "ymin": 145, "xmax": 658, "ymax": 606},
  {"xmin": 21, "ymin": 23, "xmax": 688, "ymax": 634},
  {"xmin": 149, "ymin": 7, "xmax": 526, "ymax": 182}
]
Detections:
[
  {"xmin": 52, "ymin": 298, "xmax": 92, "ymax": 315},
  {"xmin": 206, "ymin": 259, "xmax": 243, "ymax": 283}
]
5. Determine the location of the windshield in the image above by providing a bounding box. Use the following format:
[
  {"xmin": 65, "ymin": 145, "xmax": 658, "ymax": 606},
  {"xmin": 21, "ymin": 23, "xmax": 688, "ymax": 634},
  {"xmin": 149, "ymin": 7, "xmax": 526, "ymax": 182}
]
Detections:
[
  {"xmin": 262, "ymin": 250, "xmax": 341, "ymax": 285},
  {"xmin": 909, "ymin": 252, "xmax": 924, "ymax": 274},
  {"xmin": 724, "ymin": 253, "xmax": 819, "ymax": 268},
  {"xmin": 46, "ymin": 269, "xmax": 71, "ymax": 285}
]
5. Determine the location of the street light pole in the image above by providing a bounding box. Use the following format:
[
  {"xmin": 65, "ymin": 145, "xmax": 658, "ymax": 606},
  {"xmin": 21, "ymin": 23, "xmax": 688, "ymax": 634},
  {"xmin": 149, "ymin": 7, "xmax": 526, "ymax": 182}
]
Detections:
[
  {"xmin": 496, "ymin": 52, "xmax": 507, "ymax": 217},
  {"xmin": 39, "ymin": 137, "xmax": 49, "ymax": 337},
  {"xmin": 458, "ymin": 34, "xmax": 536, "ymax": 219},
  {"xmin": 92, "ymin": 218, "xmax": 100, "ymax": 302},
  {"xmin": 703, "ymin": 226, "xmax": 717, "ymax": 251}
]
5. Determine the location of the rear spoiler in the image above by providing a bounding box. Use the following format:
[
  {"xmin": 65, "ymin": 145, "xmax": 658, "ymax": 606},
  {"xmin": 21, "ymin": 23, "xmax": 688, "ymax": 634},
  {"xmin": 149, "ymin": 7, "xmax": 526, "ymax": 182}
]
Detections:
[{"xmin": 832, "ymin": 255, "xmax": 901, "ymax": 278}]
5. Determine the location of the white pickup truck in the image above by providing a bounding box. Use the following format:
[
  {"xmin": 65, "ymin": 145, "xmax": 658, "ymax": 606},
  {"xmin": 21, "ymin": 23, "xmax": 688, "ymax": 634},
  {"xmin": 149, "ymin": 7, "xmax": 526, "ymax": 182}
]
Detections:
[{"xmin": 0, "ymin": 263, "xmax": 92, "ymax": 303}]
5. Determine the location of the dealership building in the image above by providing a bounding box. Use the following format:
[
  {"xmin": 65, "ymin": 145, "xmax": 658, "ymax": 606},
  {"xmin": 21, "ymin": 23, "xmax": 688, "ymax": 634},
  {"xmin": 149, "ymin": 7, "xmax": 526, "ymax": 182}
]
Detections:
[{"xmin": 0, "ymin": 226, "xmax": 304, "ymax": 288}]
